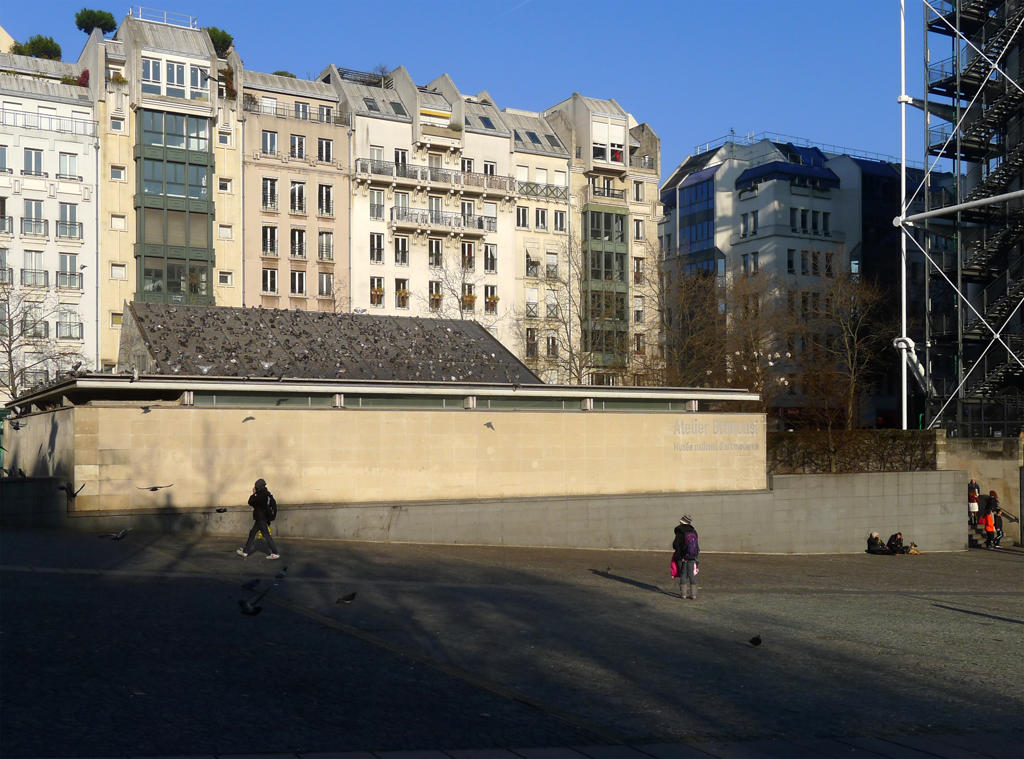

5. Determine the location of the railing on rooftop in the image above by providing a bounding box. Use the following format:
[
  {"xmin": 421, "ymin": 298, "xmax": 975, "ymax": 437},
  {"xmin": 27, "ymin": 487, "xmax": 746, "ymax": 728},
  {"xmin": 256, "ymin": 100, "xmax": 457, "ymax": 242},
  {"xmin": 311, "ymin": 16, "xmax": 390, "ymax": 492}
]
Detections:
[
  {"xmin": 517, "ymin": 181, "xmax": 568, "ymax": 201},
  {"xmin": 130, "ymin": 6, "xmax": 199, "ymax": 28},
  {"xmin": 0, "ymin": 109, "xmax": 97, "ymax": 137},
  {"xmin": 692, "ymin": 130, "xmax": 919, "ymax": 167},
  {"xmin": 390, "ymin": 206, "xmax": 497, "ymax": 232},
  {"xmin": 242, "ymin": 100, "xmax": 349, "ymax": 126}
]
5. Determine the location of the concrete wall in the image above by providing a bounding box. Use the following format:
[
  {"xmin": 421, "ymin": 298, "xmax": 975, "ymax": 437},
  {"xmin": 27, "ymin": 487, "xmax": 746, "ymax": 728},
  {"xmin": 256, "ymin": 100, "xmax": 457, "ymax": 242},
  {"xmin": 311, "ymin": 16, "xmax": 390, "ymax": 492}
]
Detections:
[
  {"xmin": 3, "ymin": 405, "xmax": 767, "ymax": 512},
  {"xmin": 0, "ymin": 470, "xmax": 966, "ymax": 554},
  {"xmin": 936, "ymin": 435, "xmax": 1022, "ymax": 544}
]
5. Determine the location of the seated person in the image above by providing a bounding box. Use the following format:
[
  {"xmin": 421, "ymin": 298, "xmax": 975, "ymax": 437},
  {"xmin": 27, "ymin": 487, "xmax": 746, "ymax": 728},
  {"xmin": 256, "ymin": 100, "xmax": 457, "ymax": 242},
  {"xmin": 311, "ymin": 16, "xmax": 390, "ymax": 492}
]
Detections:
[
  {"xmin": 866, "ymin": 532, "xmax": 893, "ymax": 555},
  {"xmin": 887, "ymin": 532, "xmax": 910, "ymax": 554}
]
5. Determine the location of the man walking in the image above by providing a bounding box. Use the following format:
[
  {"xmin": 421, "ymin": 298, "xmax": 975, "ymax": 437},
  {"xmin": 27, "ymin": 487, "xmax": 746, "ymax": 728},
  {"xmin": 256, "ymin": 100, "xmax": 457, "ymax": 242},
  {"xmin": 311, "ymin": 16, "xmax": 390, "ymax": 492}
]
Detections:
[
  {"xmin": 672, "ymin": 515, "xmax": 700, "ymax": 600},
  {"xmin": 237, "ymin": 478, "xmax": 281, "ymax": 559}
]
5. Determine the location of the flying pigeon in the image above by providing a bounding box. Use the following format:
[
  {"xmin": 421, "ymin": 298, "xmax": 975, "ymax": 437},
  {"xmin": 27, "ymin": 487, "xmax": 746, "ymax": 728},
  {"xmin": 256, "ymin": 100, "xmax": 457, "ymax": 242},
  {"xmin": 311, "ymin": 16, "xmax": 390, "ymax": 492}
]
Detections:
[
  {"xmin": 137, "ymin": 484, "xmax": 174, "ymax": 491},
  {"xmin": 140, "ymin": 406, "xmax": 152, "ymax": 414},
  {"xmin": 749, "ymin": 635, "xmax": 762, "ymax": 647},
  {"xmin": 8, "ymin": 420, "xmax": 23, "ymax": 431},
  {"xmin": 484, "ymin": 422, "xmax": 495, "ymax": 430},
  {"xmin": 336, "ymin": 592, "xmax": 357, "ymax": 605},
  {"xmin": 242, "ymin": 416, "xmax": 255, "ymax": 423}
]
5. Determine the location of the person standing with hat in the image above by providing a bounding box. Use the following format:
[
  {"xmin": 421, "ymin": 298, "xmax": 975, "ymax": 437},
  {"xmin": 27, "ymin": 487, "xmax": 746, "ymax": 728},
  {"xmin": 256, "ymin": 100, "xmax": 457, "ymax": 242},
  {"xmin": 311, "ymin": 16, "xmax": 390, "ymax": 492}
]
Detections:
[
  {"xmin": 237, "ymin": 478, "xmax": 281, "ymax": 559},
  {"xmin": 672, "ymin": 515, "xmax": 700, "ymax": 600}
]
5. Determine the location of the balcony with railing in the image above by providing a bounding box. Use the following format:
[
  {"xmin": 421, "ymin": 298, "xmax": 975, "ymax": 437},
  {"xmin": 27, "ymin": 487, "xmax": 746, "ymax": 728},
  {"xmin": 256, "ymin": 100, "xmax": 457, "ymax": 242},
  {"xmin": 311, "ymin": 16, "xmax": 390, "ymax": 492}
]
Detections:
[
  {"xmin": 526, "ymin": 258, "xmax": 540, "ymax": 278},
  {"xmin": 21, "ymin": 218, "xmax": 48, "ymax": 237},
  {"xmin": 57, "ymin": 321, "xmax": 83, "ymax": 339},
  {"xmin": 0, "ymin": 217, "xmax": 11, "ymax": 234},
  {"xmin": 546, "ymin": 263, "xmax": 559, "ymax": 279},
  {"xmin": 23, "ymin": 319, "xmax": 48, "ymax": 338},
  {"xmin": 57, "ymin": 271, "xmax": 83, "ymax": 289},
  {"xmin": 517, "ymin": 181, "xmax": 569, "ymax": 201},
  {"xmin": 629, "ymin": 155, "xmax": 656, "ymax": 171},
  {"xmin": 21, "ymin": 269, "xmax": 48, "ymax": 287},
  {"xmin": 242, "ymin": 99, "xmax": 350, "ymax": 126},
  {"xmin": 355, "ymin": 158, "xmax": 515, "ymax": 195},
  {"xmin": 261, "ymin": 242, "xmax": 278, "ymax": 257},
  {"xmin": 290, "ymin": 199, "xmax": 306, "ymax": 214},
  {"xmin": 56, "ymin": 221, "xmax": 83, "ymax": 240},
  {"xmin": 261, "ymin": 194, "xmax": 279, "ymax": 211},
  {"xmin": 0, "ymin": 107, "xmax": 97, "ymax": 137},
  {"xmin": 525, "ymin": 302, "xmax": 540, "ymax": 318},
  {"xmin": 290, "ymin": 242, "xmax": 306, "ymax": 258},
  {"xmin": 318, "ymin": 244, "xmax": 334, "ymax": 261},
  {"xmin": 390, "ymin": 206, "xmax": 497, "ymax": 234},
  {"xmin": 317, "ymin": 202, "xmax": 334, "ymax": 217},
  {"xmin": 590, "ymin": 186, "xmax": 626, "ymax": 200},
  {"xmin": 20, "ymin": 168, "xmax": 47, "ymax": 178}
]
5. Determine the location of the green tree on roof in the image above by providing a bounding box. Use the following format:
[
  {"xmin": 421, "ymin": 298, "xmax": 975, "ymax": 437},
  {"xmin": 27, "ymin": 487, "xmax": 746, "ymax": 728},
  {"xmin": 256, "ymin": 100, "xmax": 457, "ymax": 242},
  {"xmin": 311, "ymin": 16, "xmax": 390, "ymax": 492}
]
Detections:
[
  {"xmin": 206, "ymin": 26, "xmax": 233, "ymax": 58},
  {"xmin": 272, "ymin": 70, "xmax": 297, "ymax": 78},
  {"xmin": 75, "ymin": 8, "xmax": 117, "ymax": 35},
  {"xmin": 10, "ymin": 35, "xmax": 62, "ymax": 60}
]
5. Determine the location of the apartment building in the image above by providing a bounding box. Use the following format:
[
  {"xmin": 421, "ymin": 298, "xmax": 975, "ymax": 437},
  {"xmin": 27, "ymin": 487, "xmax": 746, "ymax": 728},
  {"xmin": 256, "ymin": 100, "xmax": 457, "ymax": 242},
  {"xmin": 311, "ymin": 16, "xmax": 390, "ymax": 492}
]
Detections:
[
  {"xmin": 240, "ymin": 71, "xmax": 348, "ymax": 310},
  {"xmin": 543, "ymin": 94, "xmax": 662, "ymax": 385},
  {"xmin": 78, "ymin": 9, "xmax": 243, "ymax": 368},
  {"xmin": 0, "ymin": 53, "xmax": 98, "ymax": 397}
]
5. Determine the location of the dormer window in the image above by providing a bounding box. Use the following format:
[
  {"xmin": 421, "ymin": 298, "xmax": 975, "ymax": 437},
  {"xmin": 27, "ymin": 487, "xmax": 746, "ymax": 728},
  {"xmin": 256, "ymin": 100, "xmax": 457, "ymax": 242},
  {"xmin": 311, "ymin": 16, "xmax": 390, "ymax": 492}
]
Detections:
[
  {"xmin": 390, "ymin": 101, "xmax": 406, "ymax": 116},
  {"xmin": 526, "ymin": 131, "xmax": 542, "ymax": 145},
  {"xmin": 363, "ymin": 97, "xmax": 380, "ymax": 112},
  {"xmin": 479, "ymin": 116, "xmax": 495, "ymax": 129}
]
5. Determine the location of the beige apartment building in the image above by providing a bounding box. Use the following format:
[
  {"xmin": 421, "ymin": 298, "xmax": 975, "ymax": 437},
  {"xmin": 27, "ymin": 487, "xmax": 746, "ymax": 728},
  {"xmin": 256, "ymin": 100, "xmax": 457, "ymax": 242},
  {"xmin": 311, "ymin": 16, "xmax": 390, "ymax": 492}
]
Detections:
[
  {"xmin": 78, "ymin": 10, "xmax": 243, "ymax": 368},
  {"xmin": 240, "ymin": 71, "xmax": 348, "ymax": 310},
  {"xmin": 544, "ymin": 94, "xmax": 661, "ymax": 385}
]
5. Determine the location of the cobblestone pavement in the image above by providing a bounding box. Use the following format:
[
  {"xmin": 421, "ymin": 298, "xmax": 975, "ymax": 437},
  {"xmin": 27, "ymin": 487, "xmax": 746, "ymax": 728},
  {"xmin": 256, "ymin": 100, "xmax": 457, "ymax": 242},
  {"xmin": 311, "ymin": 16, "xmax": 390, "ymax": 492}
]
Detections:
[{"xmin": 1, "ymin": 529, "xmax": 1021, "ymax": 758}]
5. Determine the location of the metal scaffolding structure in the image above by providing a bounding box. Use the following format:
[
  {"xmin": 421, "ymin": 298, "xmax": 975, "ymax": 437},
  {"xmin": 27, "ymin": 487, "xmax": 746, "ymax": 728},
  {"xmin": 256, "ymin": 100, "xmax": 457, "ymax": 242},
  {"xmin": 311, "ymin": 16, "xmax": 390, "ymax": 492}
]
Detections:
[{"xmin": 898, "ymin": 0, "xmax": 1024, "ymax": 436}]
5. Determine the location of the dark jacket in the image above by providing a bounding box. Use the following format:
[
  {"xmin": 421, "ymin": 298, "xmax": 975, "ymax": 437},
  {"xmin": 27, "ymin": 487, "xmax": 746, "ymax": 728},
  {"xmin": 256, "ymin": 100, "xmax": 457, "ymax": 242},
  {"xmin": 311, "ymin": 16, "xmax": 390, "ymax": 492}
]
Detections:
[
  {"xmin": 867, "ymin": 535, "xmax": 891, "ymax": 554},
  {"xmin": 886, "ymin": 533, "xmax": 904, "ymax": 553},
  {"xmin": 248, "ymin": 487, "xmax": 273, "ymax": 523},
  {"xmin": 673, "ymin": 523, "xmax": 699, "ymax": 560}
]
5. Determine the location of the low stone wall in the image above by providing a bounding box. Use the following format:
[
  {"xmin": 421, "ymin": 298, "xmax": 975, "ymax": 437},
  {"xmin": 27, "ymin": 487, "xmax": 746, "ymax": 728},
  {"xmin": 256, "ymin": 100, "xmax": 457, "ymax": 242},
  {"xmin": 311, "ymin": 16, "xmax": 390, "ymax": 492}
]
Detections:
[
  {"xmin": 1, "ymin": 470, "xmax": 967, "ymax": 554},
  {"xmin": 936, "ymin": 435, "xmax": 1022, "ymax": 545}
]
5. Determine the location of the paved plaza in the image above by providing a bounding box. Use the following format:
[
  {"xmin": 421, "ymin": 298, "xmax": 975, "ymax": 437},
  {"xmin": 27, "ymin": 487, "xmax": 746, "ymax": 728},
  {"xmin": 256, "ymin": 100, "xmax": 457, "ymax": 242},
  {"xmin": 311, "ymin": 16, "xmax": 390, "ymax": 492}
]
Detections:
[{"xmin": 0, "ymin": 529, "xmax": 1021, "ymax": 758}]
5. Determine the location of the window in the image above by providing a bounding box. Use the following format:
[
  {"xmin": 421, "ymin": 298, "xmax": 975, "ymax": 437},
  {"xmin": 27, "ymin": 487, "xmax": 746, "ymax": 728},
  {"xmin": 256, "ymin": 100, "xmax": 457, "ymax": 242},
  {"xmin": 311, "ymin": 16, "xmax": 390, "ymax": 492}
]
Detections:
[
  {"xmin": 110, "ymin": 263, "xmax": 127, "ymax": 280},
  {"xmin": 632, "ymin": 181, "xmax": 644, "ymax": 201},
  {"xmin": 462, "ymin": 283, "xmax": 476, "ymax": 311},
  {"xmin": 545, "ymin": 251, "xmax": 558, "ymax": 279},
  {"xmin": 262, "ymin": 268, "xmax": 278, "ymax": 293},
  {"xmin": 261, "ymin": 97, "xmax": 277, "ymax": 115},
  {"xmin": 187, "ymin": 165, "xmax": 208, "ymax": 199},
  {"xmin": 483, "ymin": 161, "xmax": 496, "ymax": 175},
  {"xmin": 110, "ymin": 117, "xmax": 124, "ymax": 132},
  {"xmin": 318, "ymin": 105, "xmax": 333, "ymax": 123},
  {"xmin": 811, "ymin": 210, "xmax": 819, "ymax": 234},
  {"xmin": 812, "ymin": 251, "xmax": 820, "ymax": 276},
  {"xmin": 370, "ymin": 276, "xmax": 384, "ymax": 306},
  {"xmin": 461, "ymin": 157, "xmax": 474, "ymax": 173},
  {"xmin": 526, "ymin": 327, "xmax": 538, "ymax": 357},
  {"xmin": 554, "ymin": 210, "xmax": 566, "ymax": 232},
  {"xmin": 395, "ymin": 278, "xmax": 409, "ymax": 308},
  {"xmin": 546, "ymin": 335, "xmax": 558, "ymax": 358},
  {"xmin": 787, "ymin": 249, "xmax": 796, "ymax": 274},
  {"xmin": 290, "ymin": 269, "xmax": 306, "ymax": 295},
  {"xmin": 290, "ymin": 134, "xmax": 305, "ymax": 159},
  {"xmin": 218, "ymin": 224, "xmax": 232, "ymax": 240},
  {"xmin": 262, "ymin": 177, "xmax": 278, "ymax": 210},
  {"xmin": 525, "ymin": 287, "xmax": 539, "ymax": 318},
  {"xmin": 318, "ymin": 231, "xmax": 333, "ymax": 260},
  {"xmin": 394, "ymin": 235, "xmax": 409, "ymax": 265},
  {"xmin": 262, "ymin": 130, "xmax": 277, "ymax": 155},
  {"xmin": 165, "ymin": 61, "xmax": 186, "ymax": 98},
  {"xmin": 801, "ymin": 250, "xmax": 809, "ymax": 276},
  {"xmin": 461, "ymin": 241, "xmax": 475, "ymax": 271},
  {"xmin": 535, "ymin": 208, "xmax": 547, "ymax": 230},
  {"xmin": 110, "ymin": 312, "xmax": 123, "ymax": 327},
  {"xmin": 186, "ymin": 116, "xmax": 208, "ymax": 151},
  {"xmin": 741, "ymin": 213, "xmax": 748, "ymax": 237},
  {"xmin": 319, "ymin": 271, "xmax": 333, "ymax": 297},
  {"xmin": 294, "ymin": 102, "xmax": 309, "ymax": 120},
  {"xmin": 516, "ymin": 206, "xmax": 529, "ymax": 228},
  {"xmin": 800, "ymin": 209, "xmax": 808, "ymax": 232},
  {"xmin": 262, "ymin": 225, "xmax": 278, "ymax": 255},
  {"xmin": 58, "ymin": 152, "xmax": 78, "ymax": 180},
  {"xmin": 290, "ymin": 228, "xmax": 306, "ymax": 258},
  {"xmin": 110, "ymin": 214, "xmax": 126, "ymax": 230},
  {"xmin": 825, "ymin": 252, "xmax": 834, "ymax": 277},
  {"xmin": 428, "ymin": 238, "xmax": 442, "ymax": 268},
  {"xmin": 485, "ymin": 284, "xmax": 498, "ymax": 314},
  {"xmin": 317, "ymin": 138, "xmax": 333, "ymax": 162},
  {"xmin": 484, "ymin": 244, "xmax": 497, "ymax": 273},
  {"xmin": 363, "ymin": 97, "xmax": 380, "ymax": 112},
  {"xmin": 634, "ymin": 334, "xmax": 644, "ymax": 354},
  {"xmin": 141, "ymin": 57, "xmax": 161, "ymax": 94},
  {"xmin": 219, "ymin": 271, "xmax": 233, "ymax": 286},
  {"xmin": 318, "ymin": 185, "xmax": 333, "ymax": 216},
  {"xmin": 23, "ymin": 148, "xmax": 42, "ymax": 176},
  {"xmin": 460, "ymin": 200, "xmax": 475, "ymax": 225},
  {"xmin": 369, "ymin": 189, "xmax": 384, "ymax": 219},
  {"xmin": 370, "ymin": 233, "xmax": 384, "ymax": 263},
  {"xmin": 479, "ymin": 116, "xmax": 494, "ymax": 129},
  {"xmin": 290, "ymin": 181, "xmax": 306, "ymax": 213},
  {"xmin": 545, "ymin": 289, "xmax": 559, "ymax": 318},
  {"xmin": 633, "ymin": 257, "xmax": 644, "ymax": 285},
  {"xmin": 217, "ymin": 131, "xmax": 230, "ymax": 146},
  {"xmin": 429, "ymin": 280, "xmax": 442, "ymax": 311},
  {"xmin": 633, "ymin": 295, "xmax": 644, "ymax": 323},
  {"xmin": 751, "ymin": 210, "xmax": 759, "ymax": 234},
  {"xmin": 823, "ymin": 212, "xmax": 831, "ymax": 236},
  {"xmin": 633, "ymin": 218, "xmax": 644, "ymax": 240},
  {"xmin": 790, "ymin": 208, "xmax": 798, "ymax": 231}
]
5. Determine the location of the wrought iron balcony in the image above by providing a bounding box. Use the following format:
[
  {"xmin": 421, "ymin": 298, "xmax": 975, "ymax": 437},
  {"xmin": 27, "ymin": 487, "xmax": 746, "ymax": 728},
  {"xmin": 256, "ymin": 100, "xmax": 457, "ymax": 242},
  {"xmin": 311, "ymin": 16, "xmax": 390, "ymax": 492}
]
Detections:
[
  {"xmin": 290, "ymin": 242, "xmax": 306, "ymax": 258},
  {"xmin": 21, "ymin": 269, "xmax": 48, "ymax": 287},
  {"xmin": 517, "ymin": 181, "xmax": 569, "ymax": 201},
  {"xmin": 0, "ymin": 217, "xmax": 11, "ymax": 234},
  {"xmin": 21, "ymin": 218, "xmax": 48, "ymax": 236},
  {"xmin": 20, "ymin": 169, "xmax": 47, "ymax": 178},
  {"xmin": 318, "ymin": 245, "xmax": 334, "ymax": 261},
  {"xmin": 546, "ymin": 264, "xmax": 559, "ymax": 279},
  {"xmin": 57, "ymin": 221, "xmax": 83, "ymax": 240},
  {"xmin": 261, "ymin": 195, "xmax": 279, "ymax": 211},
  {"xmin": 57, "ymin": 321, "xmax": 83, "ymax": 339},
  {"xmin": 242, "ymin": 99, "xmax": 350, "ymax": 126},
  {"xmin": 591, "ymin": 186, "xmax": 626, "ymax": 199},
  {"xmin": 318, "ymin": 203, "xmax": 334, "ymax": 216},
  {"xmin": 390, "ymin": 206, "xmax": 496, "ymax": 233},
  {"xmin": 57, "ymin": 271, "xmax": 83, "ymax": 289},
  {"xmin": 356, "ymin": 158, "xmax": 514, "ymax": 194},
  {"xmin": 526, "ymin": 260, "xmax": 540, "ymax": 278},
  {"xmin": 290, "ymin": 199, "xmax": 306, "ymax": 213},
  {"xmin": 261, "ymin": 243, "xmax": 278, "ymax": 257},
  {"xmin": 525, "ymin": 302, "xmax": 540, "ymax": 318},
  {"xmin": 629, "ymin": 155, "xmax": 656, "ymax": 170},
  {"xmin": 0, "ymin": 107, "xmax": 97, "ymax": 136}
]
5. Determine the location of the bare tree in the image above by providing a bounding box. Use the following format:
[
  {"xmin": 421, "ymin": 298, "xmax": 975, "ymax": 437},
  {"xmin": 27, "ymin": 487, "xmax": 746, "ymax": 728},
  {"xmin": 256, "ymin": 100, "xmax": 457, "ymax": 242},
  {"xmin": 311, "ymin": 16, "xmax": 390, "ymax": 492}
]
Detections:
[
  {"xmin": 0, "ymin": 281, "xmax": 87, "ymax": 399},
  {"xmin": 415, "ymin": 240, "xmax": 506, "ymax": 333}
]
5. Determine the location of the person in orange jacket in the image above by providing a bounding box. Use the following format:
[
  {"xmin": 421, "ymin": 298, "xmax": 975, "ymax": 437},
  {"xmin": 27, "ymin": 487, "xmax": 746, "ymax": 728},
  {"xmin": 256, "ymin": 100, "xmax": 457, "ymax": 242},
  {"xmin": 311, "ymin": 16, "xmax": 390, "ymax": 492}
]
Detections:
[{"xmin": 981, "ymin": 496, "xmax": 997, "ymax": 549}]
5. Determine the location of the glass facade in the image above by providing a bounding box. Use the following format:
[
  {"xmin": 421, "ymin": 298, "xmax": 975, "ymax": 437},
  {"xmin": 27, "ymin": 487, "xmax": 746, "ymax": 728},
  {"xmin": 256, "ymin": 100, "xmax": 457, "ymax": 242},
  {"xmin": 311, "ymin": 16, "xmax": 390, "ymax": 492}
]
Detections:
[
  {"xmin": 582, "ymin": 209, "xmax": 629, "ymax": 367},
  {"xmin": 136, "ymin": 109, "xmax": 214, "ymax": 304}
]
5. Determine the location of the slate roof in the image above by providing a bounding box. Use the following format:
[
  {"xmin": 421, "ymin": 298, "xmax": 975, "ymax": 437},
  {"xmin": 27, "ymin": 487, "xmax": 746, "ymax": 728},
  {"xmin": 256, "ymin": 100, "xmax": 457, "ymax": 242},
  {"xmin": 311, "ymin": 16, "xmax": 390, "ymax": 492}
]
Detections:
[
  {"xmin": 502, "ymin": 110, "xmax": 567, "ymax": 156},
  {"xmin": 336, "ymin": 81, "xmax": 410, "ymax": 120},
  {"xmin": 244, "ymin": 70, "xmax": 338, "ymax": 100},
  {"xmin": 121, "ymin": 303, "xmax": 542, "ymax": 385},
  {"xmin": 0, "ymin": 52, "xmax": 83, "ymax": 78},
  {"xmin": 0, "ymin": 74, "xmax": 93, "ymax": 104},
  {"xmin": 117, "ymin": 16, "xmax": 212, "ymax": 58}
]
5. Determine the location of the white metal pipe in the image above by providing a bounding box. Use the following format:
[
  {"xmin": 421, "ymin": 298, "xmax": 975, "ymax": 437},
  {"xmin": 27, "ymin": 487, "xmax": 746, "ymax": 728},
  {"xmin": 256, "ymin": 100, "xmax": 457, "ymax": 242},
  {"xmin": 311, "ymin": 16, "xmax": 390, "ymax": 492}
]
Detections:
[
  {"xmin": 898, "ymin": 187, "xmax": 1024, "ymax": 225},
  {"xmin": 899, "ymin": 0, "xmax": 909, "ymax": 430}
]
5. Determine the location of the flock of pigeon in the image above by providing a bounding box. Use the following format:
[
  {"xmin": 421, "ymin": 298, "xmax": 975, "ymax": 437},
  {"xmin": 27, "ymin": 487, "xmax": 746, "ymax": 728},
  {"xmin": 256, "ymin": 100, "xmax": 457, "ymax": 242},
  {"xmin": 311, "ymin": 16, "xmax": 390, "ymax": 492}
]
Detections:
[{"xmin": 128, "ymin": 302, "xmax": 542, "ymax": 384}]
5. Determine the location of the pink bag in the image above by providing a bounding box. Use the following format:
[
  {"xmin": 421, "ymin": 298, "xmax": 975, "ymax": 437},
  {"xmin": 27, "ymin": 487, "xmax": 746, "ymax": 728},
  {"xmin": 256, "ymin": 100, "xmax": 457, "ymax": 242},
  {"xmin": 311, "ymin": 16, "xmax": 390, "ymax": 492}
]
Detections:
[{"xmin": 670, "ymin": 558, "xmax": 680, "ymax": 578}]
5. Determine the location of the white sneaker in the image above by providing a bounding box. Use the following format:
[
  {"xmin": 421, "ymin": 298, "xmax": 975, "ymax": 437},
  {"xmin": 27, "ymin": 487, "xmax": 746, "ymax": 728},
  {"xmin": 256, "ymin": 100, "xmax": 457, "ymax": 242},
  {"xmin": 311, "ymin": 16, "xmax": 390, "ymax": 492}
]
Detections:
[
  {"xmin": 235, "ymin": 548, "xmax": 248, "ymax": 558},
  {"xmin": 266, "ymin": 553, "xmax": 281, "ymax": 560}
]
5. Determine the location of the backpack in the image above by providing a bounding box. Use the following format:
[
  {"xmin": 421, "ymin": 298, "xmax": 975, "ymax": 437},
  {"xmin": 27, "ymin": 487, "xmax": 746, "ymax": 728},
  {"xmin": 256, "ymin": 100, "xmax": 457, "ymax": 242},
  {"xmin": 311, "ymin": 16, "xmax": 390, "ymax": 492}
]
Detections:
[
  {"xmin": 266, "ymin": 492, "xmax": 278, "ymax": 523},
  {"xmin": 682, "ymin": 530, "xmax": 699, "ymax": 560}
]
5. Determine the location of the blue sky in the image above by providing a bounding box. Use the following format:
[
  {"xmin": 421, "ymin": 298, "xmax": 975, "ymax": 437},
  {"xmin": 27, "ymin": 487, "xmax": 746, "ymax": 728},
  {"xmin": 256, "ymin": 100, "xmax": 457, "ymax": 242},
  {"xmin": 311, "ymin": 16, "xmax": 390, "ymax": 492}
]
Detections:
[{"xmin": 5, "ymin": 0, "xmax": 928, "ymax": 174}]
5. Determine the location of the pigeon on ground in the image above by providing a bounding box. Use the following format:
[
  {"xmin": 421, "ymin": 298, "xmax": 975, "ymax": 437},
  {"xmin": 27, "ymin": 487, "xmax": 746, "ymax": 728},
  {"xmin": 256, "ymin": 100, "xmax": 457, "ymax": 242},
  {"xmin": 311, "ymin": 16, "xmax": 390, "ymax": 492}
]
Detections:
[
  {"xmin": 484, "ymin": 422, "xmax": 494, "ymax": 430},
  {"xmin": 137, "ymin": 484, "xmax": 173, "ymax": 491},
  {"xmin": 749, "ymin": 635, "xmax": 762, "ymax": 647},
  {"xmin": 275, "ymin": 566, "xmax": 288, "ymax": 580},
  {"xmin": 140, "ymin": 406, "xmax": 152, "ymax": 414},
  {"xmin": 98, "ymin": 528, "xmax": 131, "ymax": 541},
  {"xmin": 215, "ymin": 507, "xmax": 227, "ymax": 513},
  {"xmin": 239, "ymin": 585, "xmax": 272, "ymax": 615},
  {"xmin": 241, "ymin": 579, "xmax": 260, "ymax": 591},
  {"xmin": 242, "ymin": 416, "xmax": 255, "ymax": 423},
  {"xmin": 337, "ymin": 592, "xmax": 357, "ymax": 604}
]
